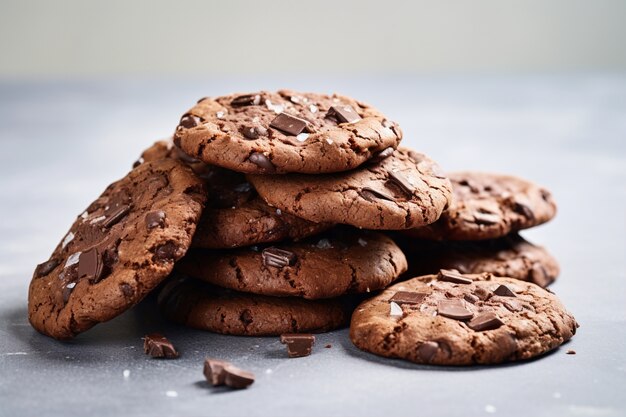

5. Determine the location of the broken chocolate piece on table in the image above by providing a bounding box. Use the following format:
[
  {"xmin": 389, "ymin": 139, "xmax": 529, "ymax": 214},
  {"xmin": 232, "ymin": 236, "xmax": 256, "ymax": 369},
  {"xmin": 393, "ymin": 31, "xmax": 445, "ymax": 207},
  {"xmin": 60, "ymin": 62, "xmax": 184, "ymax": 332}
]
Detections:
[
  {"xmin": 143, "ymin": 333, "xmax": 179, "ymax": 359},
  {"xmin": 203, "ymin": 358, "xmax": 228, "ymax": 386},
  {"xmin": 203, "ymin": 359, "xmax": 255, "ymax": 389},
  {"xmin": 280, "ymin": 334, "xmax": 316, "ymax": 358}
]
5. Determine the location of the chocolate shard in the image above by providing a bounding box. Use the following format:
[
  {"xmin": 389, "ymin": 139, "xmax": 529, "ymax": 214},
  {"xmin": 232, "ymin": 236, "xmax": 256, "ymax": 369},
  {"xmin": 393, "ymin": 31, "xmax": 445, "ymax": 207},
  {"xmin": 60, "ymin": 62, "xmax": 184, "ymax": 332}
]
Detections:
[
  {"xmin": 473, "ymin": 211, "xmax": 501, "ymax": 225},
  {"xmin": 102, "ymin": 204, "xmax": 131, "ymax": 229},
  {"xmin": 369, "ymin": 147, "xmax": 394, "ymax": 164},
  {"xmin": 262, "ymin": 247, "xmax": 297, "ymax": 268},
  {"xmin": 154, "ymin": 242, "xmax": 180, "ymax": 262},
  {"xmin": 437, "ymin": 269, "xmax": 473, "ymax": 285},
  {"xmin": 179, "ymin": 114, "xmax": 202, "ymax": 129},
  {"xmin": 493, "ymin": 284, "xmax": 516, "ymax": 297},
  {"xmin": 241, "ymin": 125, "xmax": 268, "ymax": 139},
  {"xmin": 417, "ymin": 341, "xmax": 439, "ymax": 363},
  {"xmin": 360, "ymin": 187, "xmax": 395, "ymax": 202},
  {"xmin": 248, "ymin": 152, "xmax": 275, "ymax": 172},
  {"xmin": 78, "ymin": 248, "xmax": 103, "ymax": 283},
  {"xmin": 388, "ymin": 171, "xmax": 416, "ymax": 196},
  {"xmin": 231, "ymin": 94, "xmax": 261, "ymax": 107},
  {"xmin": 143, "ymin": 333, "xmax": 179, "ymax": 359},
  {"xmin": 513, "ymin": 200, "xmax": 535, "ymax": 220},
  {"xmin": 502, "ymin": 298, "xmax": 523, "ymax": 312},
  {"xmin": 223, "ymin": 365, "xmax": 255, "ymax": 389},
  {"xmin": 270, "ymin": 112, "xmax": 308, "ymax": 136},
  {"xmin": 280, "ymin": 333, "xmax": 315, "ymax": 358},
  {"xmin": 204, "ymin": 358, "xmax": 228, "ymax": 386},
  {"xmin": 145, "ymin": 211, "xmax": 166, "ymax": 229},
  {"xmin": 326, "ymin": 105, "xmax": 361, "ymax": 123},
  {"xmin": 530, "ymin": 263, "xmax": 551, "ymax": 288},
  {"xmin": 389, "ymin": 291, "xmax": 427, "ymax": 305},
  {"xmin": 34, "ymin": 258, "xmax": 60, "ymax": 278},
  {"xmin": 437, "ymin": 299, "xmax": 473, "ymax": 321},
  {"xmin": 467, "ymin": 311, "xmax": 504, "ymax": 331}
]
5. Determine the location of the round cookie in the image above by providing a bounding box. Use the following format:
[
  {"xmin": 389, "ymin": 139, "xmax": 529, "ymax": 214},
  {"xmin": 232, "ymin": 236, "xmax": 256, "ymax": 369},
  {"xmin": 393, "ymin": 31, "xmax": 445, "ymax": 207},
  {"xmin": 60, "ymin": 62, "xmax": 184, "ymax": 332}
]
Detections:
[
  {"xmin": 173, "ymin": 90, "xmax": 403, "ymax": 174},
  {"xmin": 159, "ymin": 277, "xmax": 350, "ymax": 336},
  {"xmin": 248, "ymin": 148, "xmax": 452, "ymax": 230},
  {"xmin": 177, "ymin": 228, "xmax": 408, "ymax": 299},
  {"xmin": 139, "ymin": 140, "xmax": 330, "ymax": 248},
  {"xmin": 406, "ymin": 172, "xmax": 557, "ymax": 240},
  {"xmin": 350, "ymin": 271, "xmax": 577, "ymax": 366},
  {"xmin": 28, "ymin": 157, "xmax": 206, "ymax": 339},
  {"xmin": 396, "ymin": 234, "xmax": 559, "ymax": 287}
]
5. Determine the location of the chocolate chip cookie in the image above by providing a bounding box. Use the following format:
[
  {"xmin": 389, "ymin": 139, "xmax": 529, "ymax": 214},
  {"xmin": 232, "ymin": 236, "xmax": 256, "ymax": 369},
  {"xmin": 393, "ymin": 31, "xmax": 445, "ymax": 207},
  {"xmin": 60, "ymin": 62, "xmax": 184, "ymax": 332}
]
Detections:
[
  {"xmin": 140, "ymin": 140, "xmax": 330, "ymax": 248},
  {"xmin": 397, "ymin": 234, "xmax": 559, "ymax": 287},
  {"xmin": 177, "ymin": 228, "xmax": 407, "ymax": 299},
  {"xmin": 406, "ymin": 172, "xmax": 557, "ymax": 240},
  {"xmin": 159, "ymin": 277, "xmax": 350, "ymax": 336},
  {"xmin": 28, "ymin": 158, "xmax": 206, "ymax": 339},
  {"xmin": 174, "ymin": 90, "xmax": 403, "ymax": 174},
  {"xmin": 248, "ymin": 149, "xmax": 452, "ymax": 230},
  {"xmin": 350, "ymin": 271, "xmax": 577, "ymax": 365}
]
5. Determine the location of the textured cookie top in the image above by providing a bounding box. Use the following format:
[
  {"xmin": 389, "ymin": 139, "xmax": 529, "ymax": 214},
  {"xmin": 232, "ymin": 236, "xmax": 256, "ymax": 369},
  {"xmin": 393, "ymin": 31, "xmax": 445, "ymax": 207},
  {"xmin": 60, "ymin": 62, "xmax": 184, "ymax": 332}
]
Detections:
[
  {"xmin": 174, "ymin": 90, "xmax": 403, "ymax": 174},
  {"xmin": 28, "ymin": 157, "xmax": 206, "ymax": 339},
  {"xmin": 178, "ymin": 228, "xmax": 407, "ymax": 299},
  {"xmin": 248, "ymin": 148, "xmax": 452, "ymax": 230},
  {"xmin": 350, "ymin": 272, "xmax": 577, "ymax": 366},
  {"xmin": 407, "ymin": 172, "xmax": 557, "ymax": 240},
  {"xmin": 397, "ymin": 234, "xmax": 559, "ymax": 287}
]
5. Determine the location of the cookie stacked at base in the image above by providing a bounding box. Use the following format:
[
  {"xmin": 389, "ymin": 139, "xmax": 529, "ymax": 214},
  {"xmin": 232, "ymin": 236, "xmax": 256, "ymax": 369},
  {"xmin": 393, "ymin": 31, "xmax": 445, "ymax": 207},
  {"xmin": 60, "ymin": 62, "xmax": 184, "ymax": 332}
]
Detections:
[
  {"xmin": 159, "ymin": 90, "xmax": 454, "ymax": 336},
  {"xmin": 398, "ymin": 172, "xmax": 559, "ymax": 287}
]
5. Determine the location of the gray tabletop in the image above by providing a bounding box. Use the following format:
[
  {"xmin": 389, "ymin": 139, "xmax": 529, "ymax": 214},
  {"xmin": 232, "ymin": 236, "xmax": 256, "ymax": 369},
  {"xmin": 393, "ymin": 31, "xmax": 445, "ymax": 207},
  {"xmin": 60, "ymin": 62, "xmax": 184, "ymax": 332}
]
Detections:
[{"xmin": 1, "ymin": 76, "xmax": 625, "ymax": 417}]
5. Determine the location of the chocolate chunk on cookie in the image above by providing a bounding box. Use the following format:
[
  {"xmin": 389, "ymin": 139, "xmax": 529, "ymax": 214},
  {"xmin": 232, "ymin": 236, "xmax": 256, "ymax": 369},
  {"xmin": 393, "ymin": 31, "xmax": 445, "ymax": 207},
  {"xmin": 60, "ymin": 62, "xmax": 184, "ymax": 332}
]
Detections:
[
  {"xmin": 406, "ymin": 172, "xmax": 557, "ymax": 240},
  {"xmin": 177, "ymin": 228, "xmax": 407, "ymax": 299},
  {"xmin": 158, "ymin": 277, "xmax": 350, "ymax": 336},
  {"xmin": 350, "ymin": 272, "xmax": 577, "ymax": 365},
  {"xmin": 28, "ymin": 157, "xmax": 206, "ymax": 339},
  {"xmin": 396, "ymin": 234, "xmax": 559, "ymax": 287},
  {"xmin": 174, "ymin": 90, "xmax": 402, "ymax": 174},
  {"xmin": 248, "ymin": 149, "xmax": 452, "ymax": 230}
]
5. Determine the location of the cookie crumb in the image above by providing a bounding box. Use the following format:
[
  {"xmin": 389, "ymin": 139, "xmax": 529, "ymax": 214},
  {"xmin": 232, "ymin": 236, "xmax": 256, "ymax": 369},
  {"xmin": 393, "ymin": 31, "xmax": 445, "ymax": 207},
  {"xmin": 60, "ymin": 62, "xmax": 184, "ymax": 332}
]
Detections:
[
  {"xmin": 566, "ymin": 350, "xmax": 576, "ymax": 355},
  {"xmin": 123, "ymin": 369, "xmax": 130, "ymax": 379},
  {"xmin": 325, "ymin": 344, "xmax": 332, "ymax": 349}
]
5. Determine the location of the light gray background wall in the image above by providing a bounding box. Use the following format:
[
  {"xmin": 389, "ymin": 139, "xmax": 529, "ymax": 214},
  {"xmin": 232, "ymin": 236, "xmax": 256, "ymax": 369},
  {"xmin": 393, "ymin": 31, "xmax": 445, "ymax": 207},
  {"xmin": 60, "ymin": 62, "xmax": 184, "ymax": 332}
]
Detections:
[{"xmin": 1, "ymin": 0, "xmax": 625, "ymax": 77}]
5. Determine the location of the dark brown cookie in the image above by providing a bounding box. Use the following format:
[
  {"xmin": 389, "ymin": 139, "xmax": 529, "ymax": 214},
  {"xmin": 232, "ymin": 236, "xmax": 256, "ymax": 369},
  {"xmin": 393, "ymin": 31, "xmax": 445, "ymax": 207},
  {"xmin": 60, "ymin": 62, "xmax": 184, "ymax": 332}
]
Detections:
[
  {"xmin": 28, "ymin": 157, "xmax": 206, "ymax": 339},
  {"xmin": 173, "ymin": 90, "xmax": 403, "ymax": 174},
  {"xmin": 159, "ymin": 278, "xmax": 350, "ymax": 336},
  {"xmin": 396, "ymin": 234, "xmax": 559, "ymax": 287},
  {"xmin": 177, "ymin": 228, "xmax": 407, "ymax": 299},
  {"xmin": 139, "ymin": 140, "xmax": 330, "ymax": 248},
  {"xmin": 248, "ymin": 148, "xmax": 452, "ymax": 230},
  {"xmin": 350, "ymin": 272, "xmax": 577, "ymax": 366},
  {"xmin": 406, "ymin": 172, "xmax": 557, "ymax": 240}
]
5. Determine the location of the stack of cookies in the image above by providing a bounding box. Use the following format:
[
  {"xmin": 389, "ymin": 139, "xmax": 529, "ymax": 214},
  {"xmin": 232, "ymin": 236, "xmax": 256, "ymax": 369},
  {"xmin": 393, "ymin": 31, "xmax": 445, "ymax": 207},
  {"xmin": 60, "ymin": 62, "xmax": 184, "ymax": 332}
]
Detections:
[{"xmin": 27, "ymin": 89, "xmax": 576, "ymax": 368}]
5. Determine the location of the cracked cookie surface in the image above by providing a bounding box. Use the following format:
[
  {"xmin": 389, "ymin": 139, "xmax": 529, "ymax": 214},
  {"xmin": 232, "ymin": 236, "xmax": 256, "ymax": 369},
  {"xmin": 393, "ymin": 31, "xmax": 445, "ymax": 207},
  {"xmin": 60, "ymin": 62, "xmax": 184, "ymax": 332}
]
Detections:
[
  {"xmin": 178, "ymin": 228, "xmax": 407, "ymax": 299},
  {"xmin": 248, "ymin": 148, "xmax": 452, "ymax": 230},
  {"xmin": 173, "ymin": 90, "xmax": 403, "ymax": 174},
  {"xmin": 28, "ymin": 157, "xmax": 206, "ymax": 339},
  {"xmin": 406, "ymin": 172, "xmax": 557, "ymax": 240},
  {"xmin": 350, "ymin": 272, "xmax": 577, "ymax": 365},
  {"xmin": 396, "ymin": 234, "xmax": 559, "ymax": 287},
  {"xmin": 159, "ymin": 277, "xmax": 350, "ymax": 336}
]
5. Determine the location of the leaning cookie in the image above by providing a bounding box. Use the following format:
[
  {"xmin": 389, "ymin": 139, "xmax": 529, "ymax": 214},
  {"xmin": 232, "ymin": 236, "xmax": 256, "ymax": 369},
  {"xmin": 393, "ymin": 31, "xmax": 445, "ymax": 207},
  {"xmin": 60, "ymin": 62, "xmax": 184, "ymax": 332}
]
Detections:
[
  {"xmin": 350, "ymin": 271, "xmax": 577, "ymax": 366},
  {"xmin": 174, "ymin": 90, "xmax": 402, "ymax": 174},
  {"xmin": 396, "ymin": 234, "xmax": 559, "ymax": 287},
  {"xmin": 406, "ymin": 172, "xmax": 557, "ymax": 240},
  {"xmin": 178, "ymin": 228, "xmax": 407, "ymax": 299},
  {"xmin": 248, "ymin": 148, "xmax": 452, "ymax": 230},
  {"xmin": 28, "ymin": 157, "xmax": 206, "ymax": 339},
  {"xmin": 159, "ymin": 277, "xmax": 350, "ymax": 336}
]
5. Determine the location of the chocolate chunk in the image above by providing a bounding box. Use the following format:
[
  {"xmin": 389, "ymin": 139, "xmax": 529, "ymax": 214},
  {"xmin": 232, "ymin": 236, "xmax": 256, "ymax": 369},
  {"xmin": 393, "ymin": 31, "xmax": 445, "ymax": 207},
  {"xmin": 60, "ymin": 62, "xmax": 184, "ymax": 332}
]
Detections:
[
  {"xmin": 502, "ymin": 299, "xmax": 523, "ymax": 312},
  {"xmin": 474, "ymin": 286, "xmax": 491, "ymax": 301},
  {"xmin": 325, "ymin": 344, "xmax": 332, "ymax": 349},
  {"xmin": 269, "ymin": 112, "xmax": 308, "ymax": 136},
  {"xmin": 493, "ymin": 284, "xmax": 516, "ymax": 297},
  {"xmin": 143, "ymin": 333, "xmax": 179, "ymax": 359},
  {"xmin": 513, "ymin": 200, "xmax": 535, "ymax": 220},
  {"xmin": 417, "ymin": 341, "xmax": 439, "ymax": 363},
  {"xmin": 179, "ymin": 114, "xmax": 201, "ymax": 129},
  {"xmin": 241, "ymin": 125, "xmax": 267, "ymax": 139},
  {"xmin": 388, "ymin": 171, "xmax": 415, "ymax": 196},
  {"xmin": 240, "ymin": 309, "xmax": 253, "ymax": 326},
  {"xmin": 262, "ymin": 247, "xmax": 297, "ymax": 268},
  {"xmin": 468, "ymin": 311, "xmax": 504, "ymax": 331},
  {"xmin": 326, "ymin": 105, "xmax": 361, "ymax": 123},
  {"xmin": 566, "ymin": 350, "xmax": 576, "ymax": 355},
  {"xmin": 280, "ymin": 333, "xmax": 315, "ymax": 358},
  {"xmin": 389, "ymin": 291, "xmax": 427, "ymax": 305},
  {"xmin": 530, "ymin": 263, "xmax": 551, "ymax": 287},
  {"xmin": 34, "ymin": 258, "xmax": 60, "ymax": 278},
  {"xmin": 62, "ymin": 282, "xmax": 76, "ymax": 303},
  {"xmin": 464, "ymin": 293, "xmax": 479, "ymax": 304},
  {"xmin": 248, "ymin": 152, "xmax": 275, "ymax": 172},
  {"xmin": 154, "ymin": 242, "xmax": 180, "ymax": 262},
  {"xmin": 473, "ymin": 211, "xmax": 501, "ymax": 225},
  {"xmin": 145, "ymin": 211, "xmax": 166, "ymax": 229},
  {"xmin": 78, "ymin": 248, "xmax": 103, "ymax": 283},
  {"xmin": 437, "ymin": 269, "xmax": 473, "ymax": 285},
  {"xmin": 369, "ymin": 147, "xmax": 394, "ymax": 164},
  {"xmin": 360, "ymin": 187, "xmax": 395, "ymax": 202},
  {"xmin": 223, "ymin": 365, "xmax": 255, "ymax": 389},
  {"xmin": 102, "ymin": 204, "xmax": 131, "ymax": 229},
  {"xmin": 437, "ymin": 299, "xmax": 473, "ymax": 320},
  {"xmin": 119, "ymin": 283, "xmax": 134, "ymax": 297},
  {"xmin": 230, "ymin": 94, "xmax": 261, "ymax": 107},
  {"xmin": 204, "ymin": 358, "xmax": 228, "ymax": 386}
]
